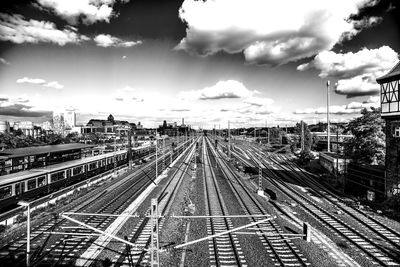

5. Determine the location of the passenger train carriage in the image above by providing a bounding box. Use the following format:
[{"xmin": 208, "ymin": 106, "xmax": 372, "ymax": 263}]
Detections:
[{"xmin": 0, "ymin": 145, "xmax": 154, "ymax": 212}]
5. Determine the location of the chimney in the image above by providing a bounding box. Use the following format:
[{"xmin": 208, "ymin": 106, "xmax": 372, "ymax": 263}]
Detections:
[{"xmin": 182, "ymin": 118, "xmax": 184, "ymax": 125}]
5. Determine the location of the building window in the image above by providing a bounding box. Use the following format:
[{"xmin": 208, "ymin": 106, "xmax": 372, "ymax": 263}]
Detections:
[{"xmin": 394, "ymin": 126, "xmax": 400, "ymax": 137}]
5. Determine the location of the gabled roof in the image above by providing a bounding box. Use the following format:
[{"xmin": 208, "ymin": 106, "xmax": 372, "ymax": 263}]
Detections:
[{"xmin": 376, "ymin": 61, "xmax": 400, "ymax": 84}]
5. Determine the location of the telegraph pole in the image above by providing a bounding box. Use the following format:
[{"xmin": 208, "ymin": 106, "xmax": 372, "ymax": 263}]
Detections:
[
  {"xmin": 301, "ymin": 121, "xmax": 305, "ymax": 152},
  {"xmin": 228, "ymin": 121, "xmax": 231, "ymax": 159},
  {"xmin": 327, "ymin": 80, "xmax": 331, "ymax": 152}
]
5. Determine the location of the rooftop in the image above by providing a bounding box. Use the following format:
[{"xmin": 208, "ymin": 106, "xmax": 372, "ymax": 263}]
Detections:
[
  {"xmin": 377, "ymin": 61, "xmax": 400, "ymax": 83},
  {"xmin": 0, "ymin": 143, "xmax": 95, "ymax": 158}
]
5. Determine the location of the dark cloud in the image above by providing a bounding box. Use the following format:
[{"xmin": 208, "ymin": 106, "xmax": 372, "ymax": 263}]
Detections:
[
  {"xmin": 170, "ymin": 109, "xmax": 190, "ymax": 112},
  {"xmin": 0, "ymin": 103, "xmax": 52, "ymax": 118}
]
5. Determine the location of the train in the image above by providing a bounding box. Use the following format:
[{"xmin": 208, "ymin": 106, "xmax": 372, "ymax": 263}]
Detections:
[{"xmin": 0, "ymin": 145, "xmax": 155, "ymax": 212}]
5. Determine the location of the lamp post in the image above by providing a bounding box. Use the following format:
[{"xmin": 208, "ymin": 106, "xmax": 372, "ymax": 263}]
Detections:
[
  {"xmin": 18, "ymin": 201, "xmax": 30, "ymax": 267},
  {"xmin": 327, "ymin": 80, "xmax": 331, "ymax": 153}
]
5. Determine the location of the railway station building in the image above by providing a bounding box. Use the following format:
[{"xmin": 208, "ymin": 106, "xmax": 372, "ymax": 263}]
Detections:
[
  {"xmin": 0, "ymin": 143, "xmax": 95, "ymax": 176},
  {"xmin": 377, "ymin": 61, "xmax": 400, "ymax": 197}
]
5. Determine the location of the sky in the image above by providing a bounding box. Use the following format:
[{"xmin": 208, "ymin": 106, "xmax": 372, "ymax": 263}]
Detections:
[{"xmin": 0, "ymin": 0, "xmax": 399, "ymax": 129}]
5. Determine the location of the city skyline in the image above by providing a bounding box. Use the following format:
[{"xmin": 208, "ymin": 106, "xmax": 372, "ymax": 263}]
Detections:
[{"xmin": 1, "ymin": 0, "xmax": 400, "ymax": 128}]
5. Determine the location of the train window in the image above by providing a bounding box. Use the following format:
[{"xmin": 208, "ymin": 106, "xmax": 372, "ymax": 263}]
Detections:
[
  {"xmin": 51, "ymin": 171, "xmax": 66, "ymax": 182},
  {"xmin": 88, "ymin": 162, "xmax": 98, "ymax": 171},
  {"xmin": 38, "ymin": 176, "xmax": 46, "ymax": 187},
  {"xmin": 0, "ymin": 186, "xmax": 12, "ymax": 199},
  {"xmin": 73, "ymin": 166, "xmax": 84, "ymax": 176},
  {"xmin": 27, "ymin": 179, "xmax": 37, "ymax": 190}
]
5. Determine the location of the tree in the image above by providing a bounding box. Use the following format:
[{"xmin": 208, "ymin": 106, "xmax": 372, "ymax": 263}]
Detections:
[
  {"xmin": 290, "ymin": 121, "xmax": 313, "ymax": 153},
  {"xmin": 345, "ymin": 107, "xmax": 385, "ymax": 165}
]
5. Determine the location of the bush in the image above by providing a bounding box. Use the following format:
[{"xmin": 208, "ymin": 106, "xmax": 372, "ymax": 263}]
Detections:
[
  {"xmin": 297, "ymin": 151, "xmax": 315, "ymax": 165},
  {"xmin": 383, "ymin": 194, "xmax": 400, "ymax": 212}
]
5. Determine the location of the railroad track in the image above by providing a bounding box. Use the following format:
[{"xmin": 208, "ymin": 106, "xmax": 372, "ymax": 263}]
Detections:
[
  {"xmin": 207, "ymin": 137, "xmax": 310, "ymax": 267},
  {"xmin": 203, "ymin": 137, "xmax": 247, "ymax": 266},
  {"xmin": 270, "ymin": 153, "xmax": 400, "ymax": 253},
  {"xmin": 241, "ymin": 146, "xmax": 400, "ymax": 266},
  {"xmin": 112, "ymin": 139, "xmax": 197, "ymax": 266},
  {"xmin": 0, "ymin": 146, "xmax": 180, "ymax": 266}
]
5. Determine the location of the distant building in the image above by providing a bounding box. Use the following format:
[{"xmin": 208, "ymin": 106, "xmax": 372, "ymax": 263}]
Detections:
[
  {"xmin": 52, "ymin": 111, "xmax": 65, "ymax": 135},
  {"xmin": 158, "ymin": 118, "xmax": 191, "ymax": 137},
  {"xmin": 82, "ymin": 114, "xmax": 131, "ymax": 137},
  {"xmin": 377, "ymin": 61, "xmax": 400, "ymax": 197},
  {"xmin": 64, "ymin": 110, "xmax": 76, "ymax": 129},
  {"xmin": 0, "ymin": 121, "xmax": 10, "ymax": 133},
  {"xmin": 41, "ymin": 121, "xmax": 52, "ymax": 131}
]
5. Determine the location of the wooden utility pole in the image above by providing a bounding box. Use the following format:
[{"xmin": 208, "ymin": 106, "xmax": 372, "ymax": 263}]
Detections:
[
  {"xmin": 228, "ymin": 121, "xmax": 231, "ymax": 159},
  {"xmin": 327, "ymin": 80, "xmax": 331, "ymax": 152},
  {"xmin": 301, "ymin": 121, "xmax": 305, "ymax": 152}
]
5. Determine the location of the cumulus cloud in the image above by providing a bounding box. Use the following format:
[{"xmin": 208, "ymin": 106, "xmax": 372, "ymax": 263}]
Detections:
[
  {"xmin": 0, "ymin": 13, "xmax": 89, "ymax": 45},
  {"xmin": 335, "ymin": 75, "xmax": 380, "ymax": 97},
  {"xmin": 0, "ymin": 57, "xmax": 10, "ymax": 65},
  {"xmin": 176, "ymin": 0, "xmax": 378, "ymax": 65},
  {"xmin": 16, "ymin": 77, "xmax": 64, "ymax": 89},
  {"xmin": 179, "ymin": 80, "xmax": 256, "ymax": 100},
  {"xmin": 94, "ymin": 34, "xmax": 142, "ymax": 47},
  {"xmin": 298, "ymin": 46, "xmax": 399, "ymax": 97},
  {"xmin": 297, "ymin": 46, "xmax": 398, "ymax": 78},
  {"xmin": 35, "ymin": 0, "xmax": 126, "ymax": 25}
]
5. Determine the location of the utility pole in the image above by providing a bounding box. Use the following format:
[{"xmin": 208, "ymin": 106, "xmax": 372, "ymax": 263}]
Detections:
[
  {"xmin": 128, "ymin": 130, "xmax": 132, "ymax": 169},
  {"xmin": 155, "ymin": 137, "xmax": 158, "ymax": 179},
  {"xmin": 301, "ymin": 121, "xmax": 305, "ymax": 152},
  {"xmin": 336, "ymin": 124, "xmax": 339, "ymax": 176},
  {"xmin": 327, "ymin": 80, "xmax": 331, "ymax": 152},
  {"xmin": 228, "ymin": 121, "xmax": 231, "ymax": 159}
]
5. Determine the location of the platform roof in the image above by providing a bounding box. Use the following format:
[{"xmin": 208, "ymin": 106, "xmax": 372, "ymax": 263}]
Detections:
[
  {"xmin": 0, "ymin": 143, "xmax": 95, "ymax": 159},
  {"xmin": 377, "ymin": 61, "xmax": 400, "ymax": 84}
]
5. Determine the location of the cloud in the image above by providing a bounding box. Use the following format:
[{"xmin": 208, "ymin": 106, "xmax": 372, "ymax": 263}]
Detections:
[
  {"xmin": 363, "ymin": 96, "xmax": 379, "ymax": 104},
  {"xmin": 35, "ymin": 0, "xmax": 124, "ymax": 25},
  {"xmin": 297, "ymin": 46, "xmax": 398, "ymax": 78},
  {"xmin": 176, "ymin": 0, "xmax": 378, "ymax": 65},
  {"xmin": 294, "ymin": 103, "xmax": 376, "ymax": 115},
  {"xmin": 43, "ymin": 81, "xmax": 64, "ymax": 89},
  {"xmin": 0, "ymin": 13, "xmax": 89, "ymax": 45},
  {"xmin": 0, "ymin": 103, "xmax": 52, "ymax": 118},
  {"xmin": 17, "ymin": 77, "xmax": 46, "ymax": 84},
  {"xmin": 113, "ymin": 86, "xmax": 144, "ymax": 102},
  {"xmin": 0, "ymin": 57, "xmax": 10, "ymax": 65},
  {"xmin": 94, "ymin": 34, "xmax": 142, "ymax": 47},
  {"xmin": 170, "ymin": 109, "xmax": 190, "ymax": 112},
  {"xmin": 16, "ymin": 77, "xmax": 64, "ymax": 89},
  {"xmin": 243, "ymin": 97, "xmax": 274, "ymax": 106},
  {"xmin": 179, "ymin": 80, "xmax": 256, "ymax": 100},
  {"xmin": 298, "ymin": 46, "xmax": 399, "ymax": 97},
  {"xmin": 334, "ymin": 74, "xmax": 380, "ymax": 97}
]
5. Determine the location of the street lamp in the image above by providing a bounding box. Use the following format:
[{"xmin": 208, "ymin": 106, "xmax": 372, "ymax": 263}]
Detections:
[{"xmin": 18, "ymin": 201, "xmax": 30, "ymax": 267}]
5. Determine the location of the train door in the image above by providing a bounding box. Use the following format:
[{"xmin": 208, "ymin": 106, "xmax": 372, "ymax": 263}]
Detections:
[{"xmin": 15, "ymin": 182, "xmax": 25, "ymax": 198}]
